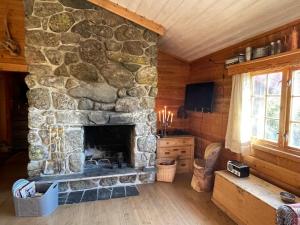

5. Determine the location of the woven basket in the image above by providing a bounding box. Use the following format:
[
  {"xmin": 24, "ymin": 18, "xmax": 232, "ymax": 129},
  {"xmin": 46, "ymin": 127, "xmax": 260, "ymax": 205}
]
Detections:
[{"xmin": 156, "ymin": 159, "xmax": 177, "ymax": 182}]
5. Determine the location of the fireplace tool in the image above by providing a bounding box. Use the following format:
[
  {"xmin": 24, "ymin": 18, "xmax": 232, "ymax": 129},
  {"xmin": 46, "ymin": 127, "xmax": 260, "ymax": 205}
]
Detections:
[
  {"xmin": 158, "ymin": 106, "xmax": 174, "ymax": 137},
  {"xmin": 43, "ymin": 125, "xmax": 55, "ymax": 175}
]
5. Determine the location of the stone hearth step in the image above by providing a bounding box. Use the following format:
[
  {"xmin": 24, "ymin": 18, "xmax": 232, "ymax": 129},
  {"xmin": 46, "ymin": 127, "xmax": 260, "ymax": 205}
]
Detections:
[{"xmin": 58, "ymin": 185, "xmax": 139, "ymax": 205}]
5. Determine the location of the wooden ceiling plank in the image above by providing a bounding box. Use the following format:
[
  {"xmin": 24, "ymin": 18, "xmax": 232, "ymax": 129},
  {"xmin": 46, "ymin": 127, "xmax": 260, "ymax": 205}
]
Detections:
[
  {"xmin": 176, "ymin": 0, "xmax": 266, "ymax": 56},
  {"xmin": 183, "ymin": 2, "xmax": 300, "ymax": 60},
  {"xmin": 119, "ymin": 0, "xmax": 143, "ymax": 12},
  {"xmin": 87, "ymin": 0, "xmax": 165, "ymax": 35},
  {"xmin": 135, "ymin": 0, "xmax": 170, "ymax": 20}
]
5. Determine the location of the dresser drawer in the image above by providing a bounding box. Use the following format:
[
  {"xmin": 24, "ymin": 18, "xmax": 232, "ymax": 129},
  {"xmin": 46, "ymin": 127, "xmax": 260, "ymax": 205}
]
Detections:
[
  {"xmin": 176, "ymin": 159, "xmax": 191, "ymax": 173},
  {"xmin": 157, "ymin": 146, "xmax": 191, "ymax": 159},
  {"xmin": 158, "ymin": 137, "xmax": 194, "ymax": 147}
]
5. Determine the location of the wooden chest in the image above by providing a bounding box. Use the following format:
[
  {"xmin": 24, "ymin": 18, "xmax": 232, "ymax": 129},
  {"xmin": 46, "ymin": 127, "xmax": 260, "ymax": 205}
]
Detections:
[
  {"xmin": 212, "ymin": 170, "xmax": 300, "ymax": 225},
  {"xmin": 157, "ymin": 136, "xmax": 194, "ymax": 173}
]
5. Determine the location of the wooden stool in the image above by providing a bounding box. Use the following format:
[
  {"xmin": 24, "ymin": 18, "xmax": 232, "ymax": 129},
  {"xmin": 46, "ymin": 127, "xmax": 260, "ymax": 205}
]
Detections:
[
  {"xmin": 191, "ymin": 159, "xmax": 213, "ymax": 192},
  {"xmin": 191, "ymin": 143, "xmax": 222, "ymax": 192}
]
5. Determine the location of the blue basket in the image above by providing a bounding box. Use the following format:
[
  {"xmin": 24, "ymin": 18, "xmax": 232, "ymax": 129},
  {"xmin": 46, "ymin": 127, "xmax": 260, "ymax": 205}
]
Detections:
[{"xmin": 13, "ymin": 182, "xmax": 58, "ymax": 217}]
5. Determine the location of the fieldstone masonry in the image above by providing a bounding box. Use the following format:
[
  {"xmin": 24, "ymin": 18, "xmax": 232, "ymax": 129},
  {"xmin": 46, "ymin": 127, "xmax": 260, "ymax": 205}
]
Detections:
[{"xmin": 24, "ymin": 0, "xmax": 158, "ymax": 178}]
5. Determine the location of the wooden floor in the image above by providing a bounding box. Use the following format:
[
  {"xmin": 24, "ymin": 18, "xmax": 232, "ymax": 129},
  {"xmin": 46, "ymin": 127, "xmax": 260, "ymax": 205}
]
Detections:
[{"xmin": 0, "ymin": 153, "xmax": 235, "ymax": 225}]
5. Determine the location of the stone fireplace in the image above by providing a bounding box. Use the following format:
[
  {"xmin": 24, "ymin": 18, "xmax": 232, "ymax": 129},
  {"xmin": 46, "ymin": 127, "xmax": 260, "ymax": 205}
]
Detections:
[{"xmin": 24, "ymin": 0, "xmax": 158, "ymax": 183}]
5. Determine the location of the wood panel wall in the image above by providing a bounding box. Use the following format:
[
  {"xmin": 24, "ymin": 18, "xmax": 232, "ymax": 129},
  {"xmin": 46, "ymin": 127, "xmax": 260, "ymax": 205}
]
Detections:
[
  {"xmin": 156, "ymin": 51, "xmax": 190, "ymax": 131},
  {"xmin": 0, "ymin": 0, "xmax": 27, "ymax": 71},
  {"xmin": 189, "ymin": 19, "xmax": 300, "ymax": 192},
  {"xmin": 0, "ymin": 73, "xmax": 12, "ymax": 145}
]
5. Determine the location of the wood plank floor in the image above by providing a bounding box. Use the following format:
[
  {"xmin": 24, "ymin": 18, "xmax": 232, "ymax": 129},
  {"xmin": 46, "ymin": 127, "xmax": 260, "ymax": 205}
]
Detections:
[{"xmin": 0, "ymin": 154, "xmax": 235, "ymax": 225}]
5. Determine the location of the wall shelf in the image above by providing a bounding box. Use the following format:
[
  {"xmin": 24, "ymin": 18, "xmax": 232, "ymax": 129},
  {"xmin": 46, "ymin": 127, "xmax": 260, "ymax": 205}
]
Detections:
[{"xmin": 226, "ymin": 49, "xmax": 300, "ymax": 76}]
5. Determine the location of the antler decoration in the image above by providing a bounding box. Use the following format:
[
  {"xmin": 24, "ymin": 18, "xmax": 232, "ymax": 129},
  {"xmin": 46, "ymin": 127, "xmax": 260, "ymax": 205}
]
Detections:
[{"xmin": 0, "ymin": 14, "xmax": 20, "ymax": 56}]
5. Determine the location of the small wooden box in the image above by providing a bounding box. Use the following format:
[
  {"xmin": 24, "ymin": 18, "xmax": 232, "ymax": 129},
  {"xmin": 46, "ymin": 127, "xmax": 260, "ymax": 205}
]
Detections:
[{"xmin": 157, "ymin": 136, "xmax": 194, "ymax": 173}]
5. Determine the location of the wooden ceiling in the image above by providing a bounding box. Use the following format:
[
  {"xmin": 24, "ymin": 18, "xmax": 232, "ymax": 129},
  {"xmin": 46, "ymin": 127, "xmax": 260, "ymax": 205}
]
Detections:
[{"xmin": 110, "ymin": 0, "xmax": 300, "ymax": 62}]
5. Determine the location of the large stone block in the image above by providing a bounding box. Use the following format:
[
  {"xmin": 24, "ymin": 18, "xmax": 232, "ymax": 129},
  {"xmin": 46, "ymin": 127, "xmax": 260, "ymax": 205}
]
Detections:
[
  {"xmin": 28, "ymin": 110, "xmax": 46, "ymax": 128},
  {"xmin": 136, "ymin": 66, "xmax": 157, "ymax": 85},
  {"xmin": 38, "ymin": 76, "xmax": 64, "ymax": 88},
  {"xmin": 64, "ymin": 52, "xmax": 79, "ymax": 65},
  {"xmin": 49, "ymin": 12, "xmax": 75, "ymax": 33},
  {"xmin": 127, "ymin": 86, "xmax": 147, "ymax": 97},
  {"xmin": 33, "ymin": 2, "xmax": 64, "ymax": 17},
  {"xmin": 69, "ymin": 63, "xmax": 99, "ymax": 82},
  {"xmin": 105, "ymin": 40, "xmax": 122, "ymax": 51},
  {"xmin": 91, "ymin": 24, "xmax": 113, "ymax": 38},
  {"xmin": 58, "ymin": 0, "xmax": 96, "ymax": 9},
  {"xmin": 145, "ymin": 45, "xmax": 157, "ymax": 58},
  {"xmin": 28, "ymin": 65, "xmax": 52, "ymax": 76},
  {"xmin": 69, "ymin": 180, "xmax": 98, "ymax": 190},
  {"xmin": 122, "ymin": 41, "xmax": 145, "ymax": 56},
  {"xmin": 137, "ymin": 135, "xmax": 156, "ymax": 152},
  {"xmin": 108, "ymin": 113, "xmax": 133, "ymax": 124},
  {"xmin": 143, "ymin": 30, "xmax": 159, "ymax": 43},
  {"xmin": 45, "ymin": 49, "xmax": 63, "ymax": 65},
  {"xmin": 65, "ymin": 129, "xmax": 83, "ymax": 153},
  {"xmin": 68, "ymin": 83, "xmax": 117, "ymax": 103},
  {"xmin": 94, "ymin": 103, "xmax": 115, "ymax": 111},
  {"xmin": 102, "ymin": 10, "xmax": 125, "ymax": 27},
  {"xmin": 79, "ymin": 39, "xmax": 106, "ymax": 66},
  {"xmin": 100, "ymin": 63, "xmax": 134, "ymax": 88},
  {"xmin": 28, "ymin": 130, "xmax": 40, "ymax": 145},
  {"xmin": 99, "ymin": 177, "xmax": 118, "ymax": 187},
  {"xmin": 78, "ymin": 98, "xmax": 94, "ymax": 110},
  {"xmin": 88, "ymin": 112, "xmax": 109, "ymax": 124},
  {"xmin": 119, "ymin": 175, "xmax": 137, "ymax": 183},
  {"xmin": 55, "ymin": 111, "xmax": 88, "ymax": 124},
  {"xmin": 29, "ymin": 145, "xmax": 48, "ymax": 160},
  {"xmin": 115, "ymin": 25, "xmax": 143, "ymax": 41},
  {"xmin": 25, "ymin": 75, "xmax": 36, "ymax": 89},
  {"xmin": 61, "ymin": 32, "xmax": 81, "ymax": 44},
  {"xmin": 69, "ymin": 152, "xmax": 85, "ymax": 173},
  {"xmin": 25, "ymin": 46, "xmax": 46, "ymax": 64},
  {"xmin": 71, "ymin": 20, "xmax": 92, "ymax": 38},
  {"xmin": 26, "ymin": 30, "xmax": 60, "ymax": 47},
  {"xmin": 106, "ymin": 51, "xmax": 150, "ymax": 65},
  {"xmin": 54, "ymin": 65, "xmax": 70, "ymax": 77},
  {"xmin": 115, "ymin": 97, "xmax": 140, "ymax": 112},
  {"xmin": 52, "ymin": 92, "xmax": 76, "ymax": 110},
  {"xmin": 140, "ymin": 97, "xmax": 155, "ymax": 109},
  {"xmin": 27, "ymin": 88, "xmax": 51, "ymax": 110}
]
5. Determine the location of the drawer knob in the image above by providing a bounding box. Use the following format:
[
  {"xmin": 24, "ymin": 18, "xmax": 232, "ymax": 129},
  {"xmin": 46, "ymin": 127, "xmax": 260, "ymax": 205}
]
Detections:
[
  {"xmin": 165, "ymin": 152, "xmax": 170, "ymax": 155},
  {"xmin": 181, "ymin": 163, "xmax": 186, "ymax": 166},
  {"xmin": 181, "ymin": 151, "xmax": 186, "ymax": 154},
  {"xmin": 173, "ymin": 149, "xmax": 179, "ymax": 151}
]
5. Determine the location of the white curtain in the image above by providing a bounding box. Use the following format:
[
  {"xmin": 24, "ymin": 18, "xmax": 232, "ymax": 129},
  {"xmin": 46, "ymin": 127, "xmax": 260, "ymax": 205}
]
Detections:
[{"xmin": 225, "ymin": 73, "xmax": 251, "ymax": 154}]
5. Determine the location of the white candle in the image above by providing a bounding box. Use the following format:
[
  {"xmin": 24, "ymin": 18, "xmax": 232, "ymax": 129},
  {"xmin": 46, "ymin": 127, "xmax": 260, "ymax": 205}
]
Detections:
[
  {"xmin": 159, "ymin": 111, "xmax": 161, "ymax": 122},
  {"xmin": 167, "ymin": 111, "xmax": 171, "ymax": 122},
  {"xmin": 162, "ymin": 110, "xmax": 165, "ymax": 123},
  {"xmin": 171, "ymin": 113, "xmax": 173, "ymax": 123},
  {"xmin": 164, "ymin": 106, "xmax": 167, "ymax": 122}
]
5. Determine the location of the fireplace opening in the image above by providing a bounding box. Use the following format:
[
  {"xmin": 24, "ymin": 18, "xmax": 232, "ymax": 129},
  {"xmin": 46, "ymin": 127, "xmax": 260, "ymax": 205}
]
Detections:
[{"xmin": 84, "ymin": 125, "xmax": 134, "ymax": 170}]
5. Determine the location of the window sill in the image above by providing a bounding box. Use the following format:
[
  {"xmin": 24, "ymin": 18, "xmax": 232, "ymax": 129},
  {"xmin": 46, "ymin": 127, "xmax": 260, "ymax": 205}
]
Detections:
[{"xmin": 251, "ymin": 143, "xmax": 300, "ymax": 163}]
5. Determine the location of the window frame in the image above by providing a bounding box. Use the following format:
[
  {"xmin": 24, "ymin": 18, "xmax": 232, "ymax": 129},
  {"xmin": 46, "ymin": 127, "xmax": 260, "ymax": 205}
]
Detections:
[{"xmin": 250, "ymin": 66, "xmax": 300, "ymax": 156}]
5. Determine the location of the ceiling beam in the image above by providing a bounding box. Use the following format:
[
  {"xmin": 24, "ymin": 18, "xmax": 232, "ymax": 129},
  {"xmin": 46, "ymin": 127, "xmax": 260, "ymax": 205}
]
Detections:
[{"xmin": 87, "ymin": 0, "xmax": 166, "ymax": 36}]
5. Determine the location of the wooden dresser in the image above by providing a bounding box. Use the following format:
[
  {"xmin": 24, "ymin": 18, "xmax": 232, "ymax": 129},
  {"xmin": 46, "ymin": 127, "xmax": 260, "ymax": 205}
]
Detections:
[{"xmin": 157, "ymin": 136, "xmax": 195, "ymax": 173}]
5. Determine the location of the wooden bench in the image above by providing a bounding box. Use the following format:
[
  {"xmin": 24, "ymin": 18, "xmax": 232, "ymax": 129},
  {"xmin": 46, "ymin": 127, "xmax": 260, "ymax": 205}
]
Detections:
[{"xmin": 212, "ymin": 170, "xmax": 300, "ymax": 225}]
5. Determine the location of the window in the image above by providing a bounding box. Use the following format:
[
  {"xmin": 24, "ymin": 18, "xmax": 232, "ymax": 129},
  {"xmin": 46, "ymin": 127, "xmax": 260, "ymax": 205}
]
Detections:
[
  {"xmin": 289, "ymin": 70, "xmax": 300, "ymax": 149},
  {"xmin": 250, "ymin": 68, "xmax": 300, "ymax": 155},
  {"xmin": 251, "ymin": 72, "xmax": 282, "ymax": 143}
]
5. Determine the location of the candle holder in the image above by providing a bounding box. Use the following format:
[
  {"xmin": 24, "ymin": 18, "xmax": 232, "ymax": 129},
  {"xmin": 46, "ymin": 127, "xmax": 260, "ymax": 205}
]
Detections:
[{"xmin": 158, "ymin": 106, "xmax": 174, "ymax": 137}]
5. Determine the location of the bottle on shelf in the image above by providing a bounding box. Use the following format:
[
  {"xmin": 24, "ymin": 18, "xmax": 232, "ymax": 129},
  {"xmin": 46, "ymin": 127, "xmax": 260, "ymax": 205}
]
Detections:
[{"xmin": 291, "ymin": 26, "xmax": 299, "ymax": 50}]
